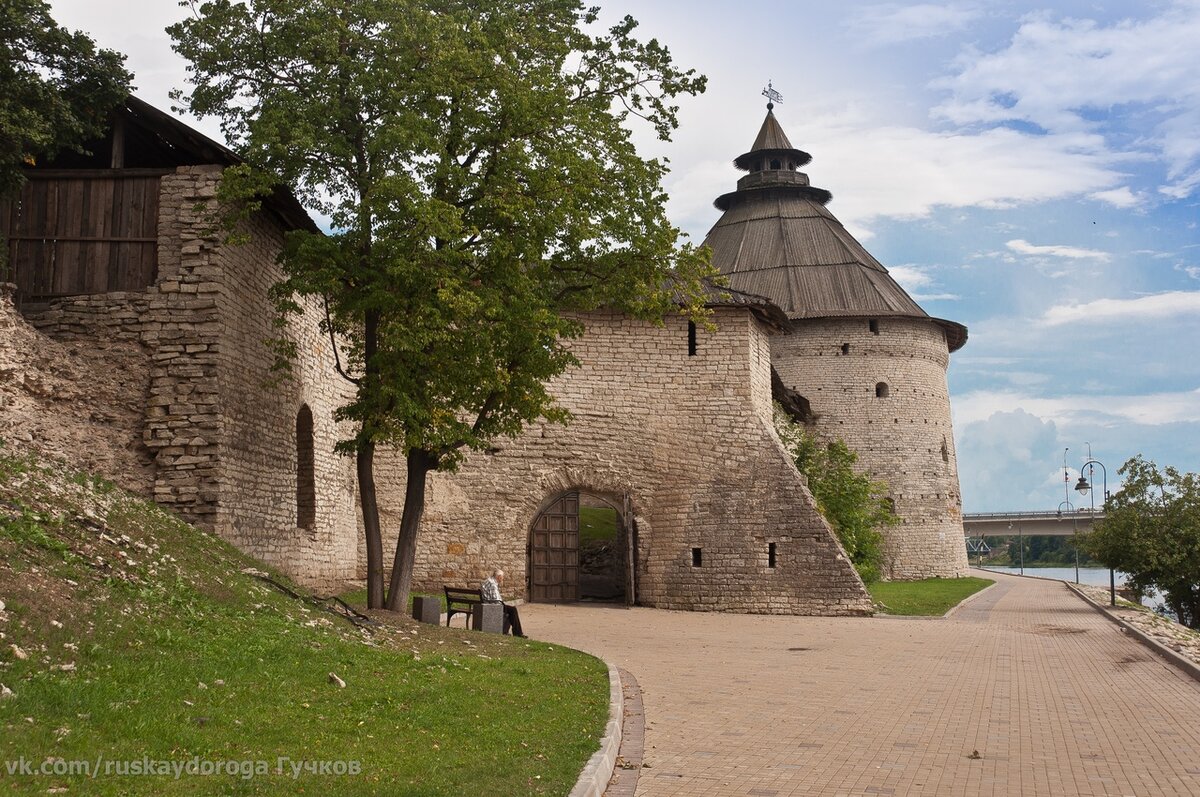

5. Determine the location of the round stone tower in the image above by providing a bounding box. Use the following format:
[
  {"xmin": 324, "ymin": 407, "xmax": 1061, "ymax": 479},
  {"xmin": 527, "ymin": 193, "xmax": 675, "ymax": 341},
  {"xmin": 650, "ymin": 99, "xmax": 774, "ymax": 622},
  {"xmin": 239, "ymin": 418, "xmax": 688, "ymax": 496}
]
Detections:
[{"xmin": 703, "ymin": 106, "xmax": 970, "ymax": 579}]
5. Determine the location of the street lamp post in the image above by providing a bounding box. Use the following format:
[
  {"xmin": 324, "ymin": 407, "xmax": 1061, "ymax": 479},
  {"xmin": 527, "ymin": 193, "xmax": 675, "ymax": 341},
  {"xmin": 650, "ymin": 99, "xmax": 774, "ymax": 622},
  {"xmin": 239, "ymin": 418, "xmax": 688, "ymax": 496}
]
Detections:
[
  {"xmin": 1008, "ymin": 521, "xmax": 1024, "ymax": 575},
  {"xmin": 1075, "ymin": 457, "xmax": 1112, "ymax": 605},
  {"xmin": 1057, "ymin": 499, "xmax": 1078, "ymax": 583},
  {"xmin": 1018, "ymin": 522, "xmax": 1024, "ymax": 575},
  {"xmin": 1059, "ymin": 447, "xmax": 1079, "ymax": 584}
]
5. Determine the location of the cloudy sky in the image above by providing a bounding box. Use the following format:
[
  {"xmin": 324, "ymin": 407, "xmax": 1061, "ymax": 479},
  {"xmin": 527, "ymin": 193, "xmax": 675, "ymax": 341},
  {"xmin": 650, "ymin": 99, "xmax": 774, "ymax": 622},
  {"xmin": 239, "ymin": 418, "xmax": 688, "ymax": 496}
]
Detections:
[{"xmin": 50, "ymin": 0, "xmax": 1200, "ymax": 512}]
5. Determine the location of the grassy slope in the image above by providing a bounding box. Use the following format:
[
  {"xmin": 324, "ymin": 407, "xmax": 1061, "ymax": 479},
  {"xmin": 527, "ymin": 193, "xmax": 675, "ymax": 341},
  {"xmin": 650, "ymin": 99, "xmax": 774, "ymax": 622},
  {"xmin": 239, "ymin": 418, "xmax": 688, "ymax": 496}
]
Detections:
[
  {"xmin": 0, "ymin": 445, "xmax": 608, "ymax": 795},
  {"xmin": 578, "ymin": 506, "xmax": 616, "ymax": 544},
  {"xmin": 868, "ymin": 577, "xmax": 994, "ymax": 616}
]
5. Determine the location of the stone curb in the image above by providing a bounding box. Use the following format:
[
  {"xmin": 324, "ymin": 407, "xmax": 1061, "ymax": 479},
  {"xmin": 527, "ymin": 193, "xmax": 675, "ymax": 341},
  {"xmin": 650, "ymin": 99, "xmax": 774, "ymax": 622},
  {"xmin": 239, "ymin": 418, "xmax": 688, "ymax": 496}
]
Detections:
[
  {"xmin": 1065, "ymin": 582, "xmax": 1200, "ymax": 684},
  {"xmin": 569, "ymin": 663, "xmax": 623, "ymax": 797}
]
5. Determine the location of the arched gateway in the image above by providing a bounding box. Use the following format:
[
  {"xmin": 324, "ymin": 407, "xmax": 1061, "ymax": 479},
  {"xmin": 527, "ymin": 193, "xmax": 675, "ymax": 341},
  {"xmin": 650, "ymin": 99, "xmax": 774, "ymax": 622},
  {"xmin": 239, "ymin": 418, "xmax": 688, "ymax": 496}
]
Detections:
[{"xmin": 528, "ymin": 491, "xmax": 635, "ymax": 604}]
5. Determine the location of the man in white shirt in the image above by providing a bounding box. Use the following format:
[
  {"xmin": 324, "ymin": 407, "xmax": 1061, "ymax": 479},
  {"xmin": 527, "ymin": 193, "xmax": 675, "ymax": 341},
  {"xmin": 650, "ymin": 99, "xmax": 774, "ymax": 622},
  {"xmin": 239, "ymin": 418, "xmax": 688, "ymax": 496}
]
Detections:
[{"xmin": 481, "ymin": 568, "xmax": 525, "ymax": 637}]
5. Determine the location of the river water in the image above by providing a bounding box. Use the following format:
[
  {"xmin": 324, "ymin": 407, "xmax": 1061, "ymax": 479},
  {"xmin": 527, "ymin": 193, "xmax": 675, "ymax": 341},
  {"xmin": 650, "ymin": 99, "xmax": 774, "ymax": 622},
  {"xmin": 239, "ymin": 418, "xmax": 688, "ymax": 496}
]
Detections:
[{"xmin": 979, "ymin": 565, "xmax": 1124, "ymax": 586}]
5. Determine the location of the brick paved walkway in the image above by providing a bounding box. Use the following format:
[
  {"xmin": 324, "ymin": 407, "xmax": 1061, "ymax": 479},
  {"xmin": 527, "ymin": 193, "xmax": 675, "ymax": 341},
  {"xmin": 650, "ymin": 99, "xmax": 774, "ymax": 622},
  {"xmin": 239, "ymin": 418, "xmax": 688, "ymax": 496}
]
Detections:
[{"xmin": 523, "ymin": 571, "xmax": 1200, "ymax": 796}]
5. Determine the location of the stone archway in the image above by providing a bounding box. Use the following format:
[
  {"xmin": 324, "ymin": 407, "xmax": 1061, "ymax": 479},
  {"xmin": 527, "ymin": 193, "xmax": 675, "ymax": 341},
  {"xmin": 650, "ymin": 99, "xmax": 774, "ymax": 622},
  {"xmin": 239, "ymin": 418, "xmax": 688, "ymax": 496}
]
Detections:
[{"xmin": 528, "ymin": 489, "xmax": 637, "ymax": 604}]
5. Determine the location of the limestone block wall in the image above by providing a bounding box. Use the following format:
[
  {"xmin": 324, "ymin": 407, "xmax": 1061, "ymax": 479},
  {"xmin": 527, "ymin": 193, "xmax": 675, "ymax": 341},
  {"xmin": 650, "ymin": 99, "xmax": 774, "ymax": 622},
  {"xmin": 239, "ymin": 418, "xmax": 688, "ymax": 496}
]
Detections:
[
  {"xmin": 211, "ymin": 204, "xmax": 359, "ymax": 588},
  {"xmin": 771, "ymin": 316, "xmax": 969, "ymax": 579},
  {"xmin": 367, "ymin": 308, "xmax": 873, "ymax": 616},
  {"xmin": 22, "ymin": 165, "xmax": 359, "ymax": 587},
  {"xmin": 21, "ymin": 168, "xmax": 228, "ymax": 523}
]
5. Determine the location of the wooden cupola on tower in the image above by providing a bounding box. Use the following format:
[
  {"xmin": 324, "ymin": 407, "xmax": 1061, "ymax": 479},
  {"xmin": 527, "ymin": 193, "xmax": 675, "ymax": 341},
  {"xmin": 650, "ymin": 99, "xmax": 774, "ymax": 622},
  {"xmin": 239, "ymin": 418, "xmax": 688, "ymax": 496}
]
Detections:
[
  {"xmin": 703, "ymin": 91, "xmax": 971, "ymax": 580},
  {"xmin": 706, "ymin": 101, "xmax": 965, "ymax": 349}
]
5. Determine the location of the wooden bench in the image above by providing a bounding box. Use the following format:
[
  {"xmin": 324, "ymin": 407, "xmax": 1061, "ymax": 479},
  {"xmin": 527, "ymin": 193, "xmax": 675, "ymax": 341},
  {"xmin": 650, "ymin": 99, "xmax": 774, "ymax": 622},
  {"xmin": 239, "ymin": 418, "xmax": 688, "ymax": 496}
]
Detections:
[{"xmin": 444, "ymin": 586, "xmax": 483, "ymax": 628}]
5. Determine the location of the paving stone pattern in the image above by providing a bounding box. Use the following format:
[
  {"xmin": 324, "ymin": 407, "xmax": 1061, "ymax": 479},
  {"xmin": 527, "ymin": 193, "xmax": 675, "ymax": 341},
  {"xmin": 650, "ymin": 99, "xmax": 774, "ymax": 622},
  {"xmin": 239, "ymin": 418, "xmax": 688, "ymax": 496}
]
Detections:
[{"xmin": 530, "ymin": 571, "xmax": 1200, "ymax": 796}]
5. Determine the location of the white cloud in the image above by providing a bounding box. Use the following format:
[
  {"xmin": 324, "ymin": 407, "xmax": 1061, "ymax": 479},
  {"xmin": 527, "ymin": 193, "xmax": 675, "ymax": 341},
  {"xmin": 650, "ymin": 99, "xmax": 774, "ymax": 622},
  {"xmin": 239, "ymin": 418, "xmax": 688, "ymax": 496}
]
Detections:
[
  {"xmin": 1006, "ymin": 239, "xmax": 1110, "ymax": 260},
  {"xmin": 887, "ymin": 265, "xmax": 960, "ymax": 301},
  {"xmin": 887, "ymin": 264, "xmax": 934, "ymax": 289},
  {"xmin": 954, "ymin": 408, "xmax": 1062, "ymax": 511},
  {"xmin": 932, "ymin": 2, "xmax": 1200, "ymax": 199},
  {"xmin": 953, "ymin": 387, "xmax": 1200, "ymax": 427},
  {"xmin": 1041, "ymin": 290, "xmax": 1200, "ymax": 325},
  {"xmin": 849, "ymin": 3, "xmax": 980, "ymax": 46},
  {"xmin": 776, "ymin": 121, "xmax": 1122, "ymax": 231},
  {"xmin": 1089, "ymin": 187, "xmax": 1142, "ymax": 208},
  {"xmin": 665, "ymin": 93, "xmax": 1131, "ymax": 237}
]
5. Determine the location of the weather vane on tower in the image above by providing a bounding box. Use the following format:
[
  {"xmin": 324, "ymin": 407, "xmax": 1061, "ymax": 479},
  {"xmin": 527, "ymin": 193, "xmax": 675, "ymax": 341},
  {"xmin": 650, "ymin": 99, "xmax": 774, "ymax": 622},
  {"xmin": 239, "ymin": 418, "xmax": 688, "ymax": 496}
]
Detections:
[{"xmin": 762, "ymin": 80, "xmax": 783, "ymax": 111}]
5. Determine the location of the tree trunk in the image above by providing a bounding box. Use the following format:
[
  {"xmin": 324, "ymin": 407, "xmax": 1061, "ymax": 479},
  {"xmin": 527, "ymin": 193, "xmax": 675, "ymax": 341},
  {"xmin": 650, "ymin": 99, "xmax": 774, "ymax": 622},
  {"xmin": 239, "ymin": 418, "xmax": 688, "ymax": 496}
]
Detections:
[
  {"xmin": 358, "ymin": 439, "xmax": 385, "ymax": 609},
  {"xmin": 384, "ymin": 449, "xmax": 436, "ymax": 612},
  {"xmin": 358, "ymin": 307, "xmax": 385, "ymax": 609}
]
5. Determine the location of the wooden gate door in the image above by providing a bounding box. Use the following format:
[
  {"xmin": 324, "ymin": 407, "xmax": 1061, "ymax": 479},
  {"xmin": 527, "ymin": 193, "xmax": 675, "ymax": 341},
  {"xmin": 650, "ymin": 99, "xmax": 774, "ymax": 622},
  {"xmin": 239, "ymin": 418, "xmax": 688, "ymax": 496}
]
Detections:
[{"xmin": 530, "ymin": 493, "xmax": 580, "ymax": 602}]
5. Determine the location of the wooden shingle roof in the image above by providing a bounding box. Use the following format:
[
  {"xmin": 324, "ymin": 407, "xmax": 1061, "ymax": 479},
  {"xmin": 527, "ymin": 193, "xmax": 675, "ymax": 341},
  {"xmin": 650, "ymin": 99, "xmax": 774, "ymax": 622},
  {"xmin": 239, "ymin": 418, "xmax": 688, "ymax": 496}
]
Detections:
[{"xmin": 703, "ymin": 109, "xmax": 967, "ymax": 352}]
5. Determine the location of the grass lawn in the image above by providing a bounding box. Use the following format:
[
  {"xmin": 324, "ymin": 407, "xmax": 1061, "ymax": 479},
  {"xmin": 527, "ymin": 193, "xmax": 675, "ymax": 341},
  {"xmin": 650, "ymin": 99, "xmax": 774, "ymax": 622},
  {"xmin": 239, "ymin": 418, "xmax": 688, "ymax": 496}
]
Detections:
[
  {"xmin": 578, "ymin": 506, "xmax": 617, "ymax": 544},
  {"xmin": 0, "ymin": 444, "xmax": 609, "ymax": 795},
  {"xmin": 868, "ymin": 576, "xmax": 994, "ymax": 616}
]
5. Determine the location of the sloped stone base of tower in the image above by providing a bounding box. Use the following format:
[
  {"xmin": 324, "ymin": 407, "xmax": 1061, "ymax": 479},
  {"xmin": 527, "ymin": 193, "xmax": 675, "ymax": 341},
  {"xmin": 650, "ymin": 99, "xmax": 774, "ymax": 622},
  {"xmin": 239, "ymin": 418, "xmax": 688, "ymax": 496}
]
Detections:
[{"xmin": 366, "ymin": 308, "xmax": 874, "ymax": 616}]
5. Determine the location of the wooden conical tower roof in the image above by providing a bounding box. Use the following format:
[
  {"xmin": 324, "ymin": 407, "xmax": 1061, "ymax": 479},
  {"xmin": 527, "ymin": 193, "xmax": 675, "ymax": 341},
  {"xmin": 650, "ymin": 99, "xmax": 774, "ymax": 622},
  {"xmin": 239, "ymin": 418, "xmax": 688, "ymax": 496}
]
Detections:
[{"xmin": 704, "ymin": 109, "xmax": 966, "ymax": 351}]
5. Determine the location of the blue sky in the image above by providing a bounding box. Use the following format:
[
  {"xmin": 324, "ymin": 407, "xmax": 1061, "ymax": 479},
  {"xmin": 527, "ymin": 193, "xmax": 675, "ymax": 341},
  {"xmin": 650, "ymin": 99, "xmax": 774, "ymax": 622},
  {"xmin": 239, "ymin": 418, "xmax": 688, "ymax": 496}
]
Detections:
[{"xmin": 51, "ymin": 0, "xmax": 1200, "ymax": 512}]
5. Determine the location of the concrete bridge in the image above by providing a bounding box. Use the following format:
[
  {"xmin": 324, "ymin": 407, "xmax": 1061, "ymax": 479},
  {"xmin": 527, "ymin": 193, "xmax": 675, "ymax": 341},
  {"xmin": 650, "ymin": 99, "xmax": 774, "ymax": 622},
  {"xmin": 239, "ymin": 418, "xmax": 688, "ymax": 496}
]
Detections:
[{"xmin": 962, "ymin": 510, "xmax": 1103, "ymax": 537}]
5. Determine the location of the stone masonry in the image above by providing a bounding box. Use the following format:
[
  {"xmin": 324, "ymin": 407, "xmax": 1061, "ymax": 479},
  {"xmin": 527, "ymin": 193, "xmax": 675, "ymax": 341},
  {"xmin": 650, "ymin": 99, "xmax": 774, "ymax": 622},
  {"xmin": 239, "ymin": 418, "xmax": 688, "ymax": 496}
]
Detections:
[
  {"xmin": 773, "ymin": 317, "xmax": 971, "ymax": 578},
  {"xmin": 21, "ymin": 166, "xmax": 359, "ymax": 588},
  {"xmin": 369, "ymin": 309, "xmax": 873, "ymax": 615},
  {"xmin": 6, "ymin": 100, "xmax": 972, "ymax": 611}
]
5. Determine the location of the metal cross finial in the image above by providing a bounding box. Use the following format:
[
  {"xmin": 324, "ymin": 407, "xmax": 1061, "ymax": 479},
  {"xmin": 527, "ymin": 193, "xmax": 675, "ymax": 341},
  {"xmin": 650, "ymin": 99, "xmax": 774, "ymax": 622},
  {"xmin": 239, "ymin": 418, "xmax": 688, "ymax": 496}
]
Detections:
[{"xmin": 762, "ymin": 80, "xmax": 783, "ymax": 110}]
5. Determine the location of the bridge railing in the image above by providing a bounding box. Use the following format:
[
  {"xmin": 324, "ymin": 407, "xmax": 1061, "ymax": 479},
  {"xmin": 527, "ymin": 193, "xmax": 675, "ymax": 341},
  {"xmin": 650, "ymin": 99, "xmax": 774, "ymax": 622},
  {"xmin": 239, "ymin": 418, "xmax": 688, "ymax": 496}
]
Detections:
[{"xmin": 963, "ymin": 510, "xmax": 1104, "ymax": 522}]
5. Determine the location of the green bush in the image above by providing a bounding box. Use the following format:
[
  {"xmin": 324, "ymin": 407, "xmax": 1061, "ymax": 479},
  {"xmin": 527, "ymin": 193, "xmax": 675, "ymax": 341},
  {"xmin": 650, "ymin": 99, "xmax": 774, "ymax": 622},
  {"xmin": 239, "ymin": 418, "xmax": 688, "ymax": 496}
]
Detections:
[{"xmin": 775, "ymin": 406, "xmax": 897, "ymax": 583}]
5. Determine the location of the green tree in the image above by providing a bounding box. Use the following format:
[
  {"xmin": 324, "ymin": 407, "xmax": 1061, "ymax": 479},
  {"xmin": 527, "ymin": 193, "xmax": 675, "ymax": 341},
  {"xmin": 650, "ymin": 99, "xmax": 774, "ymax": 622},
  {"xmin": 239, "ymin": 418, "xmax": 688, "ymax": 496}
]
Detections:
[
  {"xmin": 774, "ymin": 408, "xmax": 896, "ymax": 583},
  {"xmin": 1082, "ymin": 455, "xmax": 1200, "ymax": 629},
  {"xmin": 0, "ymin": 0, "xmax": 131, "ymax": 196},
  {"xmin": 170, "ymin": 0, "xmax": 712, "ymax": 610}
]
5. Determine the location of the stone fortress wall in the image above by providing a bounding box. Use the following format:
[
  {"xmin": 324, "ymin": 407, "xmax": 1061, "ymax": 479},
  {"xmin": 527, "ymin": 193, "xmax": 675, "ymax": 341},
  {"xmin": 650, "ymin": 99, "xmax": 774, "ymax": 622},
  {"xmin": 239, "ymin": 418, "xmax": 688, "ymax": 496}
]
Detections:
[
  {"xmin": 20, "ymin": 165, "xmax": 359, "ymax": 587},
  {"xmin": 367, "ymin": 309, "xmax": 873, "ymax": 615},
  {"xmin": 772, "ymin": 316, "xmax": 970, "ymax": 578},
  {"xmin": 11, "ymin": 161, "xmax": 873, "ymax": 610},
  {"xmin": 6, "ymin": 100, "xmax": 972, "ymax": 610}
]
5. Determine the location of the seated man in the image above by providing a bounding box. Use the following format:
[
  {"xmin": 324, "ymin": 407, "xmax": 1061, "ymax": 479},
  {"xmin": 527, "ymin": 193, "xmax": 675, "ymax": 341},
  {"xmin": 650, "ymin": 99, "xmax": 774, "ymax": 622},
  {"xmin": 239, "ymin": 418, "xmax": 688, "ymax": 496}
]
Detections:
[{"xmin": 481, "ymin": 568, "xmax": 525, "ymax": 638}]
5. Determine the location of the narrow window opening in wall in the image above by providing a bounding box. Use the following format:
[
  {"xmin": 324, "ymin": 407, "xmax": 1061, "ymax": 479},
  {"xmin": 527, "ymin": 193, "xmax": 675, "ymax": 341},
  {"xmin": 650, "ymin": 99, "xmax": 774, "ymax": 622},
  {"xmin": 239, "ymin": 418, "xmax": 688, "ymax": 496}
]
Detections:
[
  {"xmin": 875, "ymin": 382, "xmax": 889, "ymax": 398},
  {"xmin": 770, "ymin": 158, "xmax": 782, "ymax": 169},
  {"xmin": 687, "ymin": 320, "xmax": 697, "ymax": 356},
  {"xmin": 768, "ymin": 542, "xmax": 777, "ymax": 568},
  {"xmin": 869, "ymin": 319, "xmax": 879, "ymax": 334},
  {"xmin": 841, "ymin": 343, "xmax": 850, "ymax": 355},
  {"xmin": 941, "ymin": 437, "xmax": 950, "ymax": 463},
  {"xmin": 692, "ymin": 547, "xmax": 703, "ymax": 567},
  {"xmin": 296, "ymin": 404, "xmax": 316, "ymax": 531}
]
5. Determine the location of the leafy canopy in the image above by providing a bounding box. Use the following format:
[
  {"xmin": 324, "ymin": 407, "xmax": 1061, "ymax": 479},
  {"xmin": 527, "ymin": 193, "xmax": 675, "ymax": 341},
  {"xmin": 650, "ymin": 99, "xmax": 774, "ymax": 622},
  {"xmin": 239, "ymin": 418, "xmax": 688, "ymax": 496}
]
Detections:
[
  {"xmin": 171, "ymin": 0, "xmax": 713, "ymax": 609},
  {"xmin": 1082, "ymin": 455, "xmax": 1200, "ymax": 629},
  {"xmin": 0, "ymin": 0, "xmax": 131, "ymax": 196},
  {"xmin": 170, "ymin": 0, "xmax": 713, "ymax": 463},
  {"xmin": 774, "ymin": 408, "xmax": 896, "ymax": 583}
]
